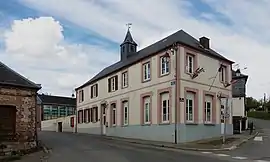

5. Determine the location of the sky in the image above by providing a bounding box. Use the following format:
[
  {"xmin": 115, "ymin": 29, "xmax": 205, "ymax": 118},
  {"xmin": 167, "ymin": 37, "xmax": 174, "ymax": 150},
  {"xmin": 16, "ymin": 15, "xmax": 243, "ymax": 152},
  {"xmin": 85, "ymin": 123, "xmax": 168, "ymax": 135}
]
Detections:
[{"xmin": 0, "ymin": 0, "xmax": 269, "ymax": 99}]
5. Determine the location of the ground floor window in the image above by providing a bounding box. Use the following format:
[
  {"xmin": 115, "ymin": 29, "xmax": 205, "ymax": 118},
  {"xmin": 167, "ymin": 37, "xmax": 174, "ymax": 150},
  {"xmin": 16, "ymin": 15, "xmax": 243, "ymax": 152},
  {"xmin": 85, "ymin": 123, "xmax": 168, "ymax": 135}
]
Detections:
[
  {"xmin": 186, "ymin": 92, "xmax": 195, "ymax": 122},
  {"xmin": 123, "ymin": 101, "xmax": 129, "ymax": 125}
]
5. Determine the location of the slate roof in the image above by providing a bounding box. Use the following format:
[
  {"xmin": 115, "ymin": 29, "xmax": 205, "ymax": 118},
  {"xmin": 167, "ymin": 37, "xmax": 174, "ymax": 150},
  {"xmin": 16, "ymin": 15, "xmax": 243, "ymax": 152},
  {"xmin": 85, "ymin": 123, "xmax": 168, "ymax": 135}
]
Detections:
[
  {"xmin": 76, "ymin": 29, "xmax": 234, "ymax": 90},
  {"xmin": 38, "ymin": 94, "xmax": 76, "ymax": 106},
  {"xmin": 0, "ymin": 61, "xmax": 41, "ymax": 90},
  {"xmin": 232, "ymin": 70, "xmax": 248, "ymax": 81},
  {"xmin": 121, "ymin": 29, "xmax": 137, "ymax": 46}
]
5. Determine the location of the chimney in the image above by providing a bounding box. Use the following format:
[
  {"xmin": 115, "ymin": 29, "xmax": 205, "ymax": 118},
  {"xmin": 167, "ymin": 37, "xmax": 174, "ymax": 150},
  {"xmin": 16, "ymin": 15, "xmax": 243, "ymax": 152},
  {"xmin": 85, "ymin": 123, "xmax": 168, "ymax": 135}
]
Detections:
[{"xmin": 199, "ymin": 36, "xmax": 210, "ymax": 49}]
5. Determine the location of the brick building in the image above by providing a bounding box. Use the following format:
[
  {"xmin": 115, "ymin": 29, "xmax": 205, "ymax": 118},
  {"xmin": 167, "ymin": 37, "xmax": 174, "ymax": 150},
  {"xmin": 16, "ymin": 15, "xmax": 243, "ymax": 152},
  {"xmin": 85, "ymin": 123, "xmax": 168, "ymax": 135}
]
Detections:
[{"xmin": 0, "ymin": 61, "xmax": 41, "ymax": 152}]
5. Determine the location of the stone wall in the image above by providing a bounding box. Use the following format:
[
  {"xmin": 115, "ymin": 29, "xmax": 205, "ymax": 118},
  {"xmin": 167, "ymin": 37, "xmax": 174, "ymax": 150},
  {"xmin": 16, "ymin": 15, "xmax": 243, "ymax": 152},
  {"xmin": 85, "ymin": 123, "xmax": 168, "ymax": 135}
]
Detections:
[{"xmin": 0, "ymin": 86, "xmax": 37, "ymax": 152}]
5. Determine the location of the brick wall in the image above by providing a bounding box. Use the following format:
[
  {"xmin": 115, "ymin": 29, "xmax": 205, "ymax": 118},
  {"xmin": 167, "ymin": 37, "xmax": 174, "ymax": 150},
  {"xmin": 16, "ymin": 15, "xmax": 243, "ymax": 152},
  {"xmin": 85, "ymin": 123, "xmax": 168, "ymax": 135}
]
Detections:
[{"xmin": 0, "ymin": 86, "xmax": 38, "ymax": 151}]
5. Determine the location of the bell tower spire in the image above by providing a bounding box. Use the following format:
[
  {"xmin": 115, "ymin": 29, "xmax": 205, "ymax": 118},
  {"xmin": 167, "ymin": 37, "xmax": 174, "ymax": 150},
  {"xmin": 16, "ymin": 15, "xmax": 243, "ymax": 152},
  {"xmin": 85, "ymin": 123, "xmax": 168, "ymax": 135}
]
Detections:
[{"xmin": 120, "ymin": 23, "xmax": 137, "ymax": 61}]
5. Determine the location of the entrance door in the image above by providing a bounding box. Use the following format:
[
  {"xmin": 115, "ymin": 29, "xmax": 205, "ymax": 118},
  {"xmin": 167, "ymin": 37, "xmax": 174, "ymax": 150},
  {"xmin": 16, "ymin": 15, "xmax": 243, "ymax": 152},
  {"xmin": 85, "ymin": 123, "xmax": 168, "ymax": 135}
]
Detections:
[
  {"xmin": 101, "ymin": 105, "xmax": 107, "ymax": 135},
  {"xmin": 0, "ymin": 105, "xmax": 16, "ymax": 141},
  {"xmin": 58, "ymin": 122, "xmax": 63, "ymax": 132}
]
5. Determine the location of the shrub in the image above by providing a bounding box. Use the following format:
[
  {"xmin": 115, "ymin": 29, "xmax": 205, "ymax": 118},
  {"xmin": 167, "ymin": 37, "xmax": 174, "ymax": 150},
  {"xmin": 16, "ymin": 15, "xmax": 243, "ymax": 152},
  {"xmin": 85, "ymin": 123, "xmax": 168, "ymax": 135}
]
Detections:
[{"xmin": 247, "ymin": 111, "xmax": 270, "ymax": 120}]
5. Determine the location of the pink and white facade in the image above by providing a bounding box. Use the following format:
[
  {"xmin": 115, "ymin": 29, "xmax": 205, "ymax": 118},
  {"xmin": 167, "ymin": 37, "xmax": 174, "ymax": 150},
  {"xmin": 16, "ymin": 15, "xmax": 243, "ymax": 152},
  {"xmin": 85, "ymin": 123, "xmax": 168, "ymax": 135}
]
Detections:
[{"xmin": 75, "ymin": 30, "xmax": 234, "ymax": 143}]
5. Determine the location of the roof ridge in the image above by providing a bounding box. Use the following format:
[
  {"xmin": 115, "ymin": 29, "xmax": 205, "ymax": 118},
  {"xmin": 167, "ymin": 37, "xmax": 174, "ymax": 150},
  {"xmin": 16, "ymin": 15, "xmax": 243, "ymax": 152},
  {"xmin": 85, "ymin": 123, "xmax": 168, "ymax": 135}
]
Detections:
[{"xmin": 0, "ymin": 61, "xmax": 41, "ymax": 89}]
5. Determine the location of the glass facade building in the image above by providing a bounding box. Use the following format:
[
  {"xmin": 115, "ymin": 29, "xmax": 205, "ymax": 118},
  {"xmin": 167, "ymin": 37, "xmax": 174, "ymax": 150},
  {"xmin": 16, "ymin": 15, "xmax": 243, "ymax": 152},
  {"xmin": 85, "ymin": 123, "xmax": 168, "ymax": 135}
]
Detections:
[
  {"xmin": 38, "ymin": 94, "xmax": 76, "ymax": 121},
  {"xmin": 43, "ymin": 105, "xmax": 75, "ymax": 120}
]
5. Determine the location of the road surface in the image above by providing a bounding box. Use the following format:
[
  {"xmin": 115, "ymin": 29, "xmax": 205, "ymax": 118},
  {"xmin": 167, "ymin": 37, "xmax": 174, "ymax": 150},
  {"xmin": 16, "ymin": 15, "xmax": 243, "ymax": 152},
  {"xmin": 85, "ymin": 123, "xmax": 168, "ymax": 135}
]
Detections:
[
  {"xmin": 213, "ymin": 118, "xmax": 270, "ymax": 161},
  {"xmin": 38, "ymin": 131, "xmax": 234, "ymax": 162}
]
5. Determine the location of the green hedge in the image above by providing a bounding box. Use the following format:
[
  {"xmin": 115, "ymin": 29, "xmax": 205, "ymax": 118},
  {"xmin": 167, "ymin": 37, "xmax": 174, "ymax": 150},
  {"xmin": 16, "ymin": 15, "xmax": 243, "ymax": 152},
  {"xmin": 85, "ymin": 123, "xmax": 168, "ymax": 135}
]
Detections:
[{"xmin": 247, "ymin": 111, "xmax": 270, "ymax": 120}]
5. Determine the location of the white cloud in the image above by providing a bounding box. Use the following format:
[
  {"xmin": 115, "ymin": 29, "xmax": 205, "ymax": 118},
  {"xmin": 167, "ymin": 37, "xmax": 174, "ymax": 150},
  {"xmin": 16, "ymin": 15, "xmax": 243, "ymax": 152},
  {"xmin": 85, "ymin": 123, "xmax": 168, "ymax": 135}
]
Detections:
[
  {"xmin": 1, "ymin": 16, "xmax": 118, "ymax": 96},
  {"xmin": 5, "ymin": 0, "xmax": 270, "ymax": 99}
]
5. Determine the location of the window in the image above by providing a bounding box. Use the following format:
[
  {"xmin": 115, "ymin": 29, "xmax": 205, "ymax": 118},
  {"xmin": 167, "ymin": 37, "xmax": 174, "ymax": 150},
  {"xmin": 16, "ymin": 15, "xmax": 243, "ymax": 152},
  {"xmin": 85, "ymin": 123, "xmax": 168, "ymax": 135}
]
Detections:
[
  {"xmin": 91, "ymin": 84, "xmax": 98, "ymax": 98},
  {"xmin": 108, "ymin": 76, "xmax": 118, "ymax": 92},
  {"xmin": 220, "ymin": 66, "xmax": 227, "ymax": 82},
  {"xmin": 130, "ymin": 45, "xmax": 135, "ymax": 52},
  {"xmin": 91, "ymin": 107, "xmax": 98, "ymax": 122},
  {"xmin": 111, "ymin": 103, "xmax": 116, "ymax": 126},
  {"xmin": 90, "ymin": 108, "xmax": 93, "ymax": 122},
  {"xmin": 78, "ymin": 110, "xmax": 83, "ymax": 124},
  {"xmin": 122, "ymin": 72, "xmax": 128, "ymax": 88},
  {"xmin": 186, "ymin": 92, "xmax": 195, "ymax": 122},
  {"xmin": 205, "ymin": 95, "xmax": 213, "ymax": 123},
  {"xmin": 123, "ymin": 101, "xmax": 129, "ymax": 125},
  {"xmin": 186, "ymin": 54, "xmax": 194, "ymax": 74},
  {"xmin": 84, "ymin": 109, "xmax": 90, "ymax": 123},
  {"xmin": 79, "ymin": 90, "xmax": 84, "ymax": 102},
  {"xmin": 122, "ymin": 46, "xmax": 125, "ymax": 53},
  {"xmin": 160, "ymin": 56, "xmax": 170, "ymax": 75},
  {"xmin": 143, "ymin": 96, "xmax": 151, "ymax": 124},
  {"xmin": 143, "ymin": 62, "xmax": 151, "ymax": 81},
  {"xmin": 161, "ymin": 93, "xmax": 170, "ymax": 122}
]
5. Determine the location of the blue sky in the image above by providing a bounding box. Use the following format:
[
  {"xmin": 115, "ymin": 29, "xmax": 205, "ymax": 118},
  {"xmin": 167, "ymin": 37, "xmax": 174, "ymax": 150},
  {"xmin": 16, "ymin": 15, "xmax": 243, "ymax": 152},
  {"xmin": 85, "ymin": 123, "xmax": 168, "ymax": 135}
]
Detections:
[{"xmin": 0, "ymin": 0, "xmax": 270, "ymax": 99}]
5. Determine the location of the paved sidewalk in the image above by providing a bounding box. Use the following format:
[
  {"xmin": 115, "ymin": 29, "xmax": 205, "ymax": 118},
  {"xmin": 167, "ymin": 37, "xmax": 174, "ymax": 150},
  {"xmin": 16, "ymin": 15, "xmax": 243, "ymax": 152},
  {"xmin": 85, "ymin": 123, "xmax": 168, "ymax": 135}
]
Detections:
[{"xmin": 96, "ymin": 130, "xmax": 258, "ymax": 151}]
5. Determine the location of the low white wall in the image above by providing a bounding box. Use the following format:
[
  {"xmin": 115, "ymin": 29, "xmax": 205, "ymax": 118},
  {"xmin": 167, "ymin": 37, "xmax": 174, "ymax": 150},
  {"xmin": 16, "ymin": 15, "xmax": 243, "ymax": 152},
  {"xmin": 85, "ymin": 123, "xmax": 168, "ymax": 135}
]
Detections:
[
  {"xmin": 232, "ymin": 97, "xmax": 245, "ymax": 117},
  {"xmin": 41, "ymin": 115, "xmax": 76, "ymax": 133}
]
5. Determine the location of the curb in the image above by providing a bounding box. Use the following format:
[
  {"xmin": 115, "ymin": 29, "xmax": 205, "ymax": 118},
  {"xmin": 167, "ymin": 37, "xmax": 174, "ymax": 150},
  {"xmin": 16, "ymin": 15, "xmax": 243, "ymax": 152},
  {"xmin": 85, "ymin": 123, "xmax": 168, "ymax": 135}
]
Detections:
[{"xmin": 102, "ymin": 131, "xmax": 259, "ymax": 151}]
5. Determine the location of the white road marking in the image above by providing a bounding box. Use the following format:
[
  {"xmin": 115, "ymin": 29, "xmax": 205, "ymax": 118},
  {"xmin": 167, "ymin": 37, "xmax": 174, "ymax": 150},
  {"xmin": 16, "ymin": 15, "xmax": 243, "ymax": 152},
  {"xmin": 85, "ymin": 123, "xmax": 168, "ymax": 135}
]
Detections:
[
  {"xmin": 254, "ymin": 160, "xmax": 270, "ymax": 162},
  {"xmin": 215, "ymin": 154, "xmax": 230, "ymax": 157},
  {"xmin": 254, "ymin": 136, "xmax": 263, "ymax": 141},
  {"xmin": 232, "ymin": 156, "xmax": 248, "ymax": 160},
  {"xmin": 201, "ymin": 152, "xmax": 212, "ymax": 154}
]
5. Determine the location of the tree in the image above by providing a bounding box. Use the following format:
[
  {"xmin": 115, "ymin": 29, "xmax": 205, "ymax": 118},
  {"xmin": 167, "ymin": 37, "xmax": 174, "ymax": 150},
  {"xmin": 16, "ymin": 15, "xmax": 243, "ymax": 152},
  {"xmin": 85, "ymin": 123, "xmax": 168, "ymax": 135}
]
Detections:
[{"xmin": 246, "ymin": 97, "xmax": 261, "ymax": 112}]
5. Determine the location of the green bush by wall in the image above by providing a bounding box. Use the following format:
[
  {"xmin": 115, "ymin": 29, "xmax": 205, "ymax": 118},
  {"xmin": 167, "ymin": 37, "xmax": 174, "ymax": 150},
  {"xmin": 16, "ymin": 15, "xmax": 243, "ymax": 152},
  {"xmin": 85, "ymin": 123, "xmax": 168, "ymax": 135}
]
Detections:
[{"xmin": 247, "ymin": 111, "xmax": 270, "ymax": 120}]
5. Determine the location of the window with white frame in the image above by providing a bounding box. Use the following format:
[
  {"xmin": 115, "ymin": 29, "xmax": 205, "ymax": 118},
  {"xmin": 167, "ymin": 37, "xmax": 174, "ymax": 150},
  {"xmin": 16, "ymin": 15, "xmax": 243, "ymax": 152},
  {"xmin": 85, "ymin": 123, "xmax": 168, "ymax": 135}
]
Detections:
[
  {"xmin": 186, "ymin": 54, "xmax": 194, "ymax": 74},
  {"xmin": 161, "ymin": 93, "xmax": 169, "ymax": 122},
  {"xmin": 108, "ymin": 76, "xmax": 118, "ymax": 92},
  {"xmin": 205, "ymin": 95, "xmax": 213, "ymax": 123},
  {"xmin": 122, "ymin": 72, "xmax": 128, "ymax": 88},
  {"xmin": 160, "ymin": 56, "xmax": 169, "ymax": 75},
  {"xmin": 91, "ymin": 84, "xmax": 98, "ymax": 98},
  {"xmin": 79, "ymin": 90, "xmax": 84, "ymax": 102},
  {"xmin": 123, "ymin": 101, "xmax": 129, "ymax": 125},
  {"xmin": 143, "ymin": 62, "xmax": 151, "ymax": 81},
  {"xmin": 186, "ymin": 92, "xmax": 195, "ymax": 122},
  {"xmin": 143, "ymin": 96, "xmax": 151, "ymax": 124},
  {"xmin": 111, "ymin": 103, "xmax": 116, "ymax": 126},
  {"xmin": 220, "ymin": 66, "xmax": 227, "ymax": 82}
]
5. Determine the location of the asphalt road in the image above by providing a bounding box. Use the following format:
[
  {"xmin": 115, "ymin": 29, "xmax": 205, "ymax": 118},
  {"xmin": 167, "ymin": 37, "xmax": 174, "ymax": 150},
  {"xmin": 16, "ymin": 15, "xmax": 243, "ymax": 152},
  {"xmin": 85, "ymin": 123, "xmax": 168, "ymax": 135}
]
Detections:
[
  {"xmin": 214, "ymin": 118, "xmax": 270, "ymax": 161},
  {"xmin": 38, "ymin": 131, "xmax": 232, "ymax": 162}
]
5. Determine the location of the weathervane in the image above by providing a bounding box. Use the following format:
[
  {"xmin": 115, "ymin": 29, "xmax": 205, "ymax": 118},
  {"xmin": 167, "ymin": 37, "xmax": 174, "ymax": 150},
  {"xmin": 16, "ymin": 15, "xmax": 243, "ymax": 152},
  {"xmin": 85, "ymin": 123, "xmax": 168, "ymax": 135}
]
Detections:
[{"xmin": 126, "ymin": 23, "xmax": 132, "ymax": 30}]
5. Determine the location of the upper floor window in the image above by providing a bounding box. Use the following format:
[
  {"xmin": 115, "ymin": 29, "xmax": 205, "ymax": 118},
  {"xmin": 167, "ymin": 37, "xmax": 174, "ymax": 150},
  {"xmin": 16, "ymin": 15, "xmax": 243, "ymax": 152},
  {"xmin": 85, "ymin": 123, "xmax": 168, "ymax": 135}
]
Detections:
[
  {"xmin": 220, "ymin": 65, "xmax": 227, "ymax": 82},
  {"xmin": 186, "ymin": 54, "xmax": 194, "ymax": 74},
  {"xmin": 160, "ymin": 56, "xmax": 170, "ymax": 76},
  {"xmin": 108, "ymin": 76, "xmax": 118, "ymax": 92},
  {"xmin": 130, "ymin": 45, "xmax": 135, "ymax": 52},
  {"xmin": 122, "ymin": 71, "xmax": 128, "ymax": 88},
  {"xmin": 79, "ymin": 90, "xmax": 84, "ymax": 103},
  {"xmin": 91, "ymin": 84, "xmax": 98, "ymax": 98},
  {"xmin": 143, "ymin": 62, "xmax": 151, "ymax": 82}
]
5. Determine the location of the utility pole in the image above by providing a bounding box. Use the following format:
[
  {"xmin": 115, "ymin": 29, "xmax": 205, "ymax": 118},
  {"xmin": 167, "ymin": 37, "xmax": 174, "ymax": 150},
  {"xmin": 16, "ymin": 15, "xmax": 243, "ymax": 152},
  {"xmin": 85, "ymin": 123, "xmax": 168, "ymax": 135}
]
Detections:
[
  {"xmin": 223, "ymin": 97, "xmax": 229, "ymax": 144},
  {"xmin": 263, "ymin": 93, "xmax": 266, "ymax": 112}
]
